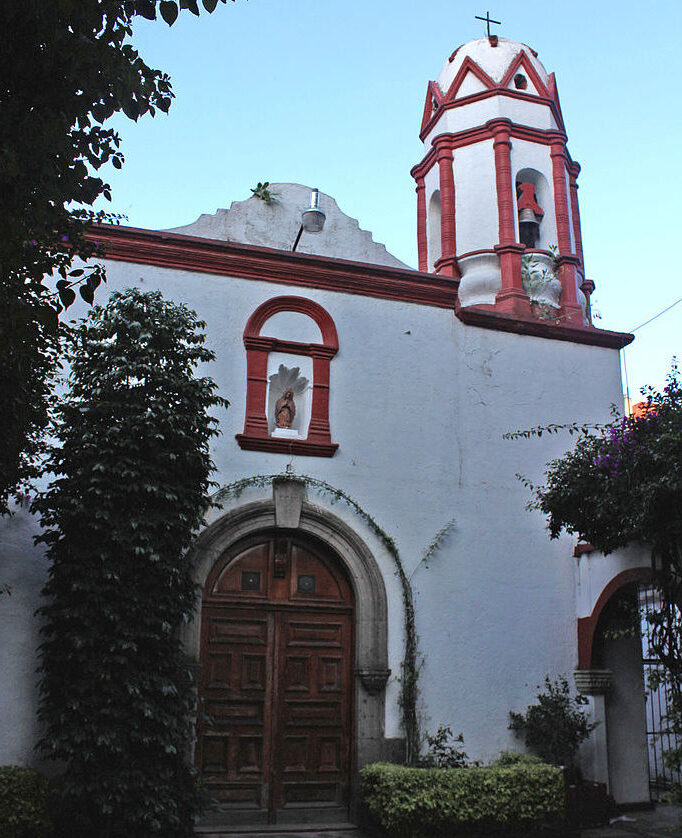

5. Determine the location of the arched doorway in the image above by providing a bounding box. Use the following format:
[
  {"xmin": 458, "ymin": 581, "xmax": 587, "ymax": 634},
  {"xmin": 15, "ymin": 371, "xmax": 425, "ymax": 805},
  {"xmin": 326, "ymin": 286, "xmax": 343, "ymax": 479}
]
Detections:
[
  {"xmin": 576, "ymin": 567, "xmax": 653, "ymax": 803},
  {"xmin": 196, "ymin": 531, "xmax": 355, "ymax": 825},
  {"xmin": 591, "ymin": 583, "xmax": 650, "ymax": 802}
]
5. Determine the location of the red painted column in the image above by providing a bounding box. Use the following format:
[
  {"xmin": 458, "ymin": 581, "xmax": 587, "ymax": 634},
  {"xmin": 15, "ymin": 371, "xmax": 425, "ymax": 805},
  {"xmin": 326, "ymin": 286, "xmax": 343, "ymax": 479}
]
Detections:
[
  {"xmin": 307, "ymin": 348, "xmax": 334, "ymax": 445},
  {"xmin": 568, "ymin": 162, "xmax": 585, "ymax": 273},
  {"xmin": 242, "ymin": 338, "xmax": 270, "ymax": 437},
  {"xmin": 569, "ymin": 161, "xmax": 593, "ymax": 324},
  {"xmin": 581, "ymin": 278, "xmax": 595, "ymax": 325},
  {"xmin": 489, "ymin": 119, "xmax": 530, "ymax": 317},
  {"xmin": 551, "ymin": 139, "xmax": 583, "ymax": 324},
  {"xmin": 416, "ymin": 177, "xmax": 428, "ymax": 272},
  {"xmin": 434, "ymin": 142, "xmax": 460, "ymax": 279}
]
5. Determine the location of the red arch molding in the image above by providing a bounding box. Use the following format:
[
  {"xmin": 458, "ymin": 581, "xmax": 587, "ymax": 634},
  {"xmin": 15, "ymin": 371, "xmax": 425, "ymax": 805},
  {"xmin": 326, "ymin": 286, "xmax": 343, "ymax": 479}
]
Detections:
[
  {"xmin": 576, "ymin": 566, "xmax": 653, "ymax": 670},
  {"xmin": 236, "ymin": 296, "xmax": 339, "ymax": 457}
]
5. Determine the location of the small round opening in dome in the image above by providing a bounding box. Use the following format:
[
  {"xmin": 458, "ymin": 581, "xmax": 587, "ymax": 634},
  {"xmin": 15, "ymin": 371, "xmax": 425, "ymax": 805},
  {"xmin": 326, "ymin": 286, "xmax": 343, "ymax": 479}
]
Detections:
[{"xmin": 514, "ymin": 73, "xmax": 528, "ymax": 90}]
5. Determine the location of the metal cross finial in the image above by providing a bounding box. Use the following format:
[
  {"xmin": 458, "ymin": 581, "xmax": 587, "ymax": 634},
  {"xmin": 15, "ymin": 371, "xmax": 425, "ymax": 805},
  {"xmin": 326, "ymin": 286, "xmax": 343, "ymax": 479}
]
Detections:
[{"xmin": 475, "ymin": 11, "xmax": 501, "ymax": 38}]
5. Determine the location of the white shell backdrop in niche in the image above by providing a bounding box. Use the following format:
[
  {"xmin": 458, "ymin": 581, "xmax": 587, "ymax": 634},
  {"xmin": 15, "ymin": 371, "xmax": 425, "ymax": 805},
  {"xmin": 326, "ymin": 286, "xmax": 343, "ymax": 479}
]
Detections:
[{"xmin": 266, "ymin": 360, "xmax": 311, "ymax": 436}]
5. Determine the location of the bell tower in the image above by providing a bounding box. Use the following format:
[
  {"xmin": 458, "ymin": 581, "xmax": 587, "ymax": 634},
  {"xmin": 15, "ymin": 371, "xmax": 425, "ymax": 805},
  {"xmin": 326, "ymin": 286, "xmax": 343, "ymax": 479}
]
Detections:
[{"xmin": 412, "ymin": 35, "xmax": 591, "ymax": 326}]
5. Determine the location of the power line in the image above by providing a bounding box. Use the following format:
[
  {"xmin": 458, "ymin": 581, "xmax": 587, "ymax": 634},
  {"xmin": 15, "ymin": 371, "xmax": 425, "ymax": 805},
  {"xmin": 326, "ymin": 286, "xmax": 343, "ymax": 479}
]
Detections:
[
  {"xmin": 630, "ymin": 296, "xmax": 682, "ymax": 333},
  {"xmin": 620, "ymin": 294, "xmax": 681, "ymax": 413}
]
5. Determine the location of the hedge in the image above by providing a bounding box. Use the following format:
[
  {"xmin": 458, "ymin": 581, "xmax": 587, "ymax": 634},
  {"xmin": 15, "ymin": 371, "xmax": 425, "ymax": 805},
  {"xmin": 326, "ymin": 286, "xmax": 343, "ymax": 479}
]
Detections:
[
  {"xmin": 0, "ymin": 766, "xmax": 52, "ymax": 838},
  {"xmin": 360, "ymin": 761, "xmax": 565, "ymax": 837}
]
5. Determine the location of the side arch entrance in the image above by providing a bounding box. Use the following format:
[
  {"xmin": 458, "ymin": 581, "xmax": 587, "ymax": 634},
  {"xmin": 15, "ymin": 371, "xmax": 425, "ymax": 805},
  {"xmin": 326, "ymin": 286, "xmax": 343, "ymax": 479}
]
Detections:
[{"xmin": 197, "ymin": 530, "xmax": 355, "ymax": 825}]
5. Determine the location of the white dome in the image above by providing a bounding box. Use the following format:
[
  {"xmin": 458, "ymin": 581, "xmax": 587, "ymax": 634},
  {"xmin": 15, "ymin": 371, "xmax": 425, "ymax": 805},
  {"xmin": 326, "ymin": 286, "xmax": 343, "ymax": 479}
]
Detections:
[{"xmin": 436, "ymin": 37, "xmax": 549, "ymax": 96}]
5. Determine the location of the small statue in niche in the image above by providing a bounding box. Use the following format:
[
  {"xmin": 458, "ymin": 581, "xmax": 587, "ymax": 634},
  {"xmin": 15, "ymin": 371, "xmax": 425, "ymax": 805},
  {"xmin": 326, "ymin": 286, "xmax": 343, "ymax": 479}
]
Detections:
[
  {"xmin": 275, "ymin": 388, "xmax": 296, "ymax": 429},
  {"xmin": 269, "ymin": 365, "xmax": 308, "ymax": 433},
  {"xmin": 517, "ymin": 181, "xmax": 544, "ymax": 249}
]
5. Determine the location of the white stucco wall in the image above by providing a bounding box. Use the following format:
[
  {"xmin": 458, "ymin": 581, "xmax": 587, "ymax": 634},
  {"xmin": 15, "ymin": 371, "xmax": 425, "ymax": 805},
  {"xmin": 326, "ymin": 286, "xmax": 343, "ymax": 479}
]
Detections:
[
  {"xmin": 423, "ymin": 95, "xmax": 557, "ymax": 149},
  {"xmin": 455, "ymin": 71, "xmax": 488, "ymax": 99},
  {"xmin": 0, "ymin": 246, "xmax": 632, "ymax": 766},
  {"xmin": 575, "ymin": 544, "xmax": 652, "ymax": 620},
  {"xmin": 454, "ymin": 140, "xmax": 498, "ymax": 255},
  {"xmin": 0, "ymin": 503, "xmax": 50, "ymax": 769}
]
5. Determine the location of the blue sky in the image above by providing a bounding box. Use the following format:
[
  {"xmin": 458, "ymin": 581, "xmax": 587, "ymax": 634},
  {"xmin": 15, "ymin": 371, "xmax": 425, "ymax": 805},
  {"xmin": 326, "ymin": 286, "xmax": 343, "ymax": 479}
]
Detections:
[{"xmin": 101, "ymin": 0, "xmax": 680, "ymax": 401}]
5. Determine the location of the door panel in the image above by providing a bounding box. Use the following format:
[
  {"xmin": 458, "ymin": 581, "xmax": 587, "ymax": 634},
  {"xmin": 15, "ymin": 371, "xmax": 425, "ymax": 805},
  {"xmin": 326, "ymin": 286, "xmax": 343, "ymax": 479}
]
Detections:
[
  {"xmin": 198, "ymin": 609, "xmax": 272, "ymax": 809},
  {"xmin": 198, "ymin": 535, "xmax": 354, "ymax": 823}
]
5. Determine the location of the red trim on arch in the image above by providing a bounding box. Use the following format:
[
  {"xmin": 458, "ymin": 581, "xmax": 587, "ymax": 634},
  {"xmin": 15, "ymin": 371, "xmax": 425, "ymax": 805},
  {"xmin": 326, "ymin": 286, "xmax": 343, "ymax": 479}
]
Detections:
[
  {"xmin": 546, "ymin": 73, "xmax": 566, "ymax": 133},
  {"xmin": 500, "ymin": 50, "xmax": 549, "ymax": 97},
  {"xmin": 420, "ymin": 81, "xmax": 444, "ymax": 135},
  {"xmin": 239, "ymin": 296, "xmax": 339, "ymax": 458},
  {"xmin": 244, "ymin": 295, "xmax": 338, "ymax": 350},
  {"xmin": 443, "ymin": 56, "xmax": 496, "ymax": 102},
  {"xmin": 576, "ymin": 567, "xmax": 654, "ymax": 670}
]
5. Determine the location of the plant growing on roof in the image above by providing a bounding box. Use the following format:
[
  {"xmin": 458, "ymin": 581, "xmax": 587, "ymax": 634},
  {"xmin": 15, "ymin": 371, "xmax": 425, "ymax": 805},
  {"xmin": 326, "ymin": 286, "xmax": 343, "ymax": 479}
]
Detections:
[{"xmin": 250, "ymin": 181, "xmax": 278, "ymax": 204}]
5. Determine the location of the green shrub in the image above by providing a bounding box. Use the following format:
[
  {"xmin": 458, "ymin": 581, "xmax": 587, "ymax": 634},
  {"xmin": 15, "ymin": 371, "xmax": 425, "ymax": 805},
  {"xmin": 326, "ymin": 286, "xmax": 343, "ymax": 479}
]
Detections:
[
  {"xmin": 417, "ymin": 725, "xmax": 470, "ymax": 768},
  {"xmin": 509, "ymin": 676, "xmax": 596, "ymax": 770},
  {"xmin": 492, "ymin": 751, "xmax": 544, "ymax": 767},
  {"xmin": 0, "ymin": 766, "xmax": 52, "ymax": 838},
  {"xmin": 360, "ymin": 761, "xmax": 564, "ymax": 837}
]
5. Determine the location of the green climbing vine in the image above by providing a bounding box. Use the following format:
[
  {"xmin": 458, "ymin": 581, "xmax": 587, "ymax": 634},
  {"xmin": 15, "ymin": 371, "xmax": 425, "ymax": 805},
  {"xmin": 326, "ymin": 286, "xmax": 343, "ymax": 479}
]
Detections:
[
  {"xmin": 409, "ymin": 519, "xmax": 455, "ymax": 581},
  {"xmin": 213, "ymin": 473, "xmax": 452, "ymax": 765}
]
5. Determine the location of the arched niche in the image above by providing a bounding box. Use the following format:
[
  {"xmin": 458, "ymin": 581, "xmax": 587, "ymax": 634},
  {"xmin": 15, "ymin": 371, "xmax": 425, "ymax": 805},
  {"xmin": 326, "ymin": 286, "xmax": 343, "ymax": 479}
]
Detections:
[
  {"xmin": 515, "ymin": 167, "xmax": 553, "ymax": 250},
  {"xmin": 236, "ymin": 296, "xmax": 339, "ymax": 457},
  {"xmin": 427, "ymin": 190, "xmax": 442, "ymax": 270}
]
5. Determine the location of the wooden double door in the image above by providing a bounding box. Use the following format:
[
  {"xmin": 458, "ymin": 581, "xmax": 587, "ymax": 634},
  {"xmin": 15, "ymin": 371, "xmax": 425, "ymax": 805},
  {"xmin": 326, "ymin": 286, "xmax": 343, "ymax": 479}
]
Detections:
[{"xmin": 197, "ymin": 534, "xmax": 355, "ymax": 824}]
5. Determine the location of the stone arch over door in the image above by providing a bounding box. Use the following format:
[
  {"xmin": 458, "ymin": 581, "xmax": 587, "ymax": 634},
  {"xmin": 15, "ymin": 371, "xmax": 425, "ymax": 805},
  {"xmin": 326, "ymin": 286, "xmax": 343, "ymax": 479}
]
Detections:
[{"xmin": 184, "ymin": 498, "xmax": 394, "ymax": 811}]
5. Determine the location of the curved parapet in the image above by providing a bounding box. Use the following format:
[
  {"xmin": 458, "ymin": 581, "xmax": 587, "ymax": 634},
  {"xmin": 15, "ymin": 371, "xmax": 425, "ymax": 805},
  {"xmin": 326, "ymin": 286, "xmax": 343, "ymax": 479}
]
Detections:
[{"xmin": 165, "ymin": 183, "xmax": 408, "ymax": 269}]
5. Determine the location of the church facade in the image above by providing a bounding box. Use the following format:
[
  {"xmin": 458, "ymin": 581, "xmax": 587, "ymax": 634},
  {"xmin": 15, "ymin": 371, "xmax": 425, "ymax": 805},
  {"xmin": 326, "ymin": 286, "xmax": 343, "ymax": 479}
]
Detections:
[{"xmin": 1, "ymin": 36, "xmax": 658, "ymax": 824}]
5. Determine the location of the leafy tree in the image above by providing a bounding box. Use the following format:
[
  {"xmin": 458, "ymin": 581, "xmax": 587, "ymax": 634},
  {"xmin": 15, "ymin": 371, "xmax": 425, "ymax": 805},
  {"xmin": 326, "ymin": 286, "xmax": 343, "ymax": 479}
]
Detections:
[
  {"xmin": 0, "ymin": 0, "xmax": 234, "ymax": 513},
  {"xmin": 531, "ymin": 364, "xmax": 682, "ymax": 781},
  {"xmin": 0, "ymin": 281, "xmax": 62, "ymax": 513},
  {"xmin": 35, "ymin": 288, "xmax": 228, "ymax": 837}
]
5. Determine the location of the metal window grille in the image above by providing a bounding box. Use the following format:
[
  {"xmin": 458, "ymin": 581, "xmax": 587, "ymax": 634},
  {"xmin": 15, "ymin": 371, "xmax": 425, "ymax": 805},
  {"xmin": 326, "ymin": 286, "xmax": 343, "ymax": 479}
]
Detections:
[{"xmin": 639, "ymin": 585, "xmax": 682, "ymax": 799}]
